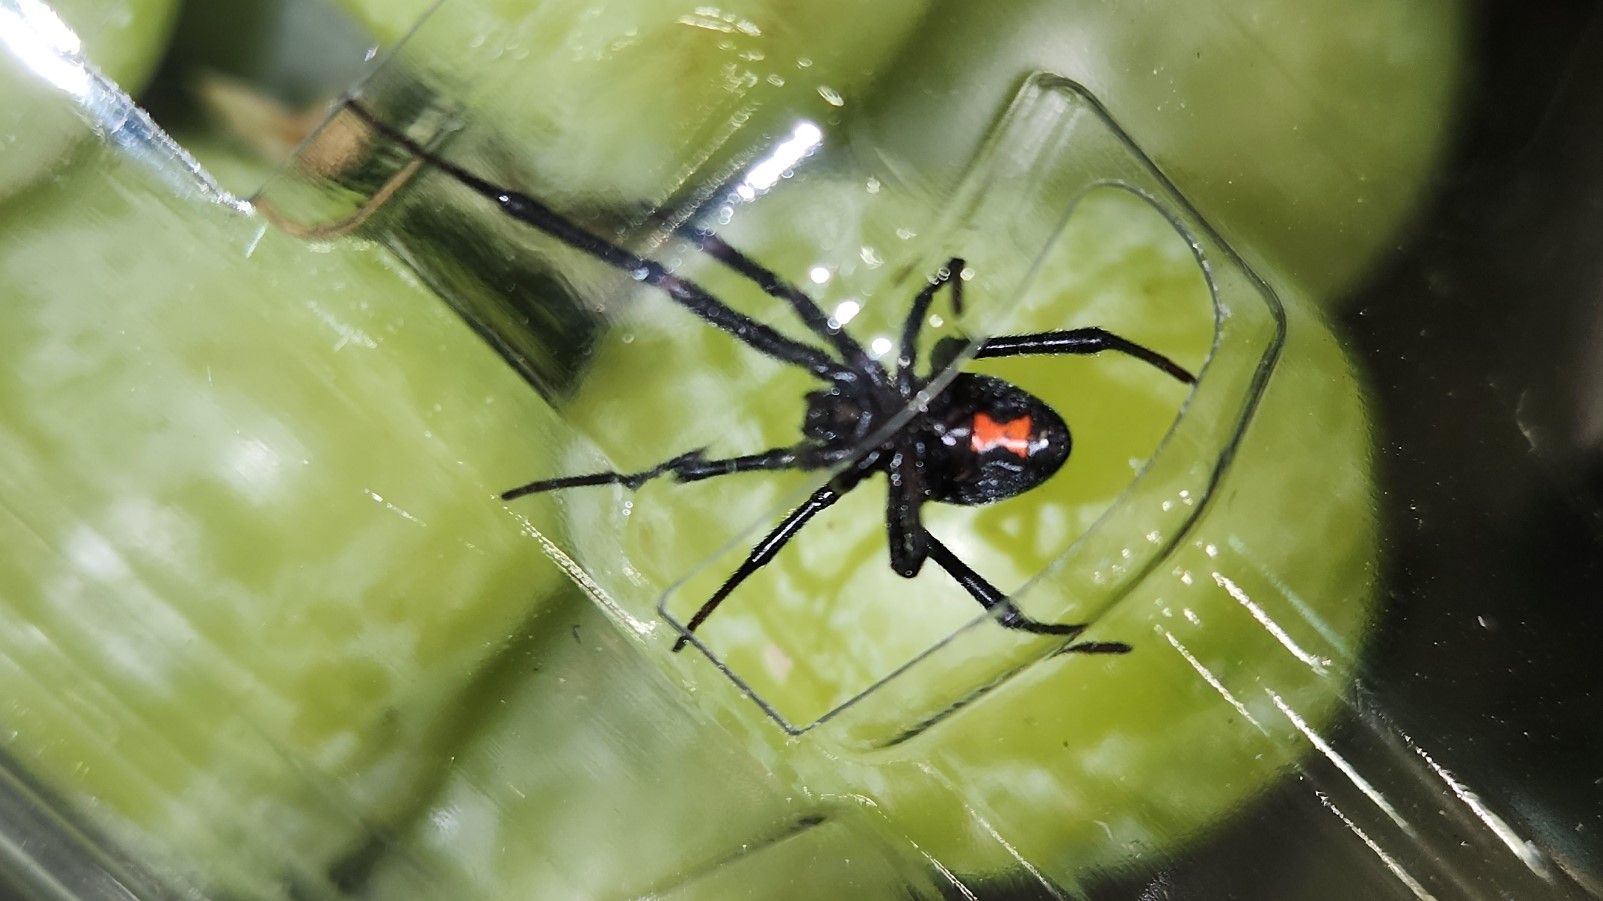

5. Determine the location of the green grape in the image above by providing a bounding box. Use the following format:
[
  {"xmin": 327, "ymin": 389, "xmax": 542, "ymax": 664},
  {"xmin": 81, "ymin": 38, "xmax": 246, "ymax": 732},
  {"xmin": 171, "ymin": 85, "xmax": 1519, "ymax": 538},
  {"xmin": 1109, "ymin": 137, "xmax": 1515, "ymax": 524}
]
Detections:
[
  {"xmin": 0, "ymin": 139, "xmax": 567, "ymax": 897},
  {"xmin": 855, "ymin": 0, "xmax": 1469, "ymax": 302},
  {"xmin": 160, "ymin": 65, "xmax": 1373, "ymax": 896},
  {"xmin": 333, "ymin": 0, "xmax": 929, "ymax": 203},
  {"xmin": 863, "ymin": 284, "xmax": 1377, "ymax": 884},
  {"xmin": 522, "ymin": 171, "xmax": 1377, "ymax": 885},
  {"xmin": 360, "ymin": 591, "xmax": 952, "ymax": 899},
  {"xmin": 0, "ymin": 0, "xmax": 1398, "ymax": 894},
  {"xmin": 0, "ymin": 0, "xmax": 182, "ymax": 200}
]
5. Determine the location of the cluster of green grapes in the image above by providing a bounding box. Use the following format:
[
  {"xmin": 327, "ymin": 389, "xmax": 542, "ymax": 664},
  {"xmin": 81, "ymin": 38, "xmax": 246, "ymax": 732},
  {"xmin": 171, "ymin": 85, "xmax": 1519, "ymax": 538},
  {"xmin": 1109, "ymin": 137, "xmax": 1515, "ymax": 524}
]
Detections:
[{"xmin": 0, "ymin": 1, "xmax": 1464, "ymax": 897}]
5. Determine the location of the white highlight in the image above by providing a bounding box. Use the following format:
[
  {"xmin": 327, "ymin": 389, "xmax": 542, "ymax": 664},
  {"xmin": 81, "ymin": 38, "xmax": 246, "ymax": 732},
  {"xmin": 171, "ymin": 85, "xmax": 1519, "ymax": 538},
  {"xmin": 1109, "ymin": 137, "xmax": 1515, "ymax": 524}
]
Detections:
[
  {"xmin": 0, "ymin": 0, "xmax": 248, "ymax": 211},
  {"xmin": 1399, "ymin": 728, "xmax": 1551, "ymax": 876},
  {"xmin": 0, "ymin": 0, "xmax": 89, "ymax": 96},
  {"xmin": 365, "ymin": 489, "xmax": 427, "ymax": 527},
  {"xmin": 869, "ymin": 337, "xmax": 894, "ymax": 357},
  {"xmin": 735, "ymin": 121, "xmax": 822, "ymax": 202},
  {"xmin": 1164, "ymin": 631, "xmax": 1258, "ymax": 726},
  {"xmin": 1167, "ymin": 631, "xmax": 1429, "ymax": 898},
  {"xmin": 831, "ymin": 300, "xmax": 860, "ymax": 326},
  {"xmin": 808, "ymin": 266, "xmax": 831, "ymax": 284},
  {"xmin": 307, "ymin": 304, "xmax": 378, "ymax": 351},
  {"xmin": 1314, "ymin": 790, "xmax": 1436, "ymax": 900},
  {"xmin": 677, "ymin": 7, "xmax": 762, "ymax": 36},
  {"xmin": 67, "ymin": 526, "xmax": 129, "ymax": 581},
  {"xmin": 512, "ymin": 511, "xmax": 653, "ymax": 638},
  {"xmin": 229, "ymin": 438, "xmax": 282, "ymax": 489},
  {"xmin": 1268, "ymin": 690, "xmax": 1412, "ymax": 835},
  {"xmin": 1213, "ymin": 571, "xmax": 1332, "ymax": 672},
  {"xmin": 1227, "ymin": 535, "xmax": 1355, "ymax": 656}
]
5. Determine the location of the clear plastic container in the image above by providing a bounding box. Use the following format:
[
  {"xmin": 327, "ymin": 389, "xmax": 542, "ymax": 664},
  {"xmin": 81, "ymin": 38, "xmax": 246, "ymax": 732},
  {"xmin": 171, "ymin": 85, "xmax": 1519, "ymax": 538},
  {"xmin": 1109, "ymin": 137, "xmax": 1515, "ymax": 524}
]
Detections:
[{"xmin": 0, "ymin": 0, "xmax": 1597, "ymax": 898}]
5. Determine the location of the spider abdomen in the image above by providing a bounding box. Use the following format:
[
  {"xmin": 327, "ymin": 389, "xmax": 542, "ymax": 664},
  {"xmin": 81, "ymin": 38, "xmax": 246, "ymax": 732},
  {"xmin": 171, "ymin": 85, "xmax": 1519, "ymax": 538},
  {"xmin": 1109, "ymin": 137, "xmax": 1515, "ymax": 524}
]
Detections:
[{"xmin": 923, "ymin": 373, "xmax": 1072, "ymax": 506}]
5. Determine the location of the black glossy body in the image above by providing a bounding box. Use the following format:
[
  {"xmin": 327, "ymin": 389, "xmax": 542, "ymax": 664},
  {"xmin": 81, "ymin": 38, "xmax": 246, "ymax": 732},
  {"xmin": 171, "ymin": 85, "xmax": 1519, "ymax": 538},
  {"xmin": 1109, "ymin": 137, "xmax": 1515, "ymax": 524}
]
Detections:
[{"xmin": 347, "ymin": 102, "xmax": 1193, "ymax": 654}]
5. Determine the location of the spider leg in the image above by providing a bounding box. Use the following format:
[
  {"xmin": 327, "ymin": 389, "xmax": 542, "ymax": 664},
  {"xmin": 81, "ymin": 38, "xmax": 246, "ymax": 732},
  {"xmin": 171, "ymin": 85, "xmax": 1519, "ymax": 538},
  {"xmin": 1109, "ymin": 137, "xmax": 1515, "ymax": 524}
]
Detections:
[
  {"xmin": 969, "ymin": 327, "xmax": 1196, "ymax": 384},
  {"xmin": 672, "ymin": 479, "xmax": 853, "ymax": 652},
  {"xmin": 884, "ymin": 441, "xmax": 932, "ymax": 578},
  {"xmin": 501, "ymin": 446, "xmax": 813, "ymax": 501},
  {"xmin": 684, "ymin": 230, "xmax": 885, "ymax": 385},
  {"xmin": 1058, "ymin": 640, "xmax": 1134, "ymax": 655},
  {"xmin": 897, "ymin": 258, "xmax": 964, "ymax": 394},
  {"xmin": 345, "ymin": 101, "xmax": 847, "ymax": 382},
  {"xmin": 923, "ymin": 532, "xmax": 1126, "ymax": 654}
]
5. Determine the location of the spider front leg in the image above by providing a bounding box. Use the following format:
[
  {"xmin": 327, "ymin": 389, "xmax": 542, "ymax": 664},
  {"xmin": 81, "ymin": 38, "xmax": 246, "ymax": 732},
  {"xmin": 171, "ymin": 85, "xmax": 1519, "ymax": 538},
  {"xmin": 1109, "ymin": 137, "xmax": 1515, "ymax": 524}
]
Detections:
[
  {"xmin": 931, "ymin": 327, "xmax": 1196, "ymax": 385},
  {"xmin": 501, "ymin": 445, "xmax": 810, "ymax": 500},
  {"xmin": 343, "ymin": 101, "xmax": 850, "ymax": 383},
  {"xmin": 922, "ymin": 531, "xmax": 1131, "ymax": 655},
  {"xmin": 501, "ymin": 445, "xmax": 856, "ymax": 653},
  {"xmin": 683, "ymin": 228, "xmax": 885, "ymax": 385},
  {"xmin": 896, "ymin": 257, "xmax": 964, "ymax": 394}
]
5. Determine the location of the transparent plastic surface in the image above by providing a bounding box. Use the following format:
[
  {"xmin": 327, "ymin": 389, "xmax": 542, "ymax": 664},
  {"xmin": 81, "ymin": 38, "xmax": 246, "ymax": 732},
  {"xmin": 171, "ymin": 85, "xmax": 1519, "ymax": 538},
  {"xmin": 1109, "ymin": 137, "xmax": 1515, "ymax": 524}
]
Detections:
[
  {"xmin": 242, "ymin": 9, "xmax": 1462, "ymax": 888},
  {"xmin": 0, "ymin": 0, "xmax": 1598, "ymax": 899},
  {"xmin": 258, "ymin": 63, "xmax": 1283, "ymax": 730},
  {"xmin": 0, "ymin": 0, "xmax": 182, "ymax": 201}
]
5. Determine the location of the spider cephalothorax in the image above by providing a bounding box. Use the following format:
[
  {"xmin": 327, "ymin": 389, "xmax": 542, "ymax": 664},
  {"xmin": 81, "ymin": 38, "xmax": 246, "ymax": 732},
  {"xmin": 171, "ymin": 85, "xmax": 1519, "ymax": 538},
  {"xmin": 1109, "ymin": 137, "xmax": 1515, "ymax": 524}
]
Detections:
[{"xmin": 347, "ymin": 101, "xmax": 1195, "ymax": 656}]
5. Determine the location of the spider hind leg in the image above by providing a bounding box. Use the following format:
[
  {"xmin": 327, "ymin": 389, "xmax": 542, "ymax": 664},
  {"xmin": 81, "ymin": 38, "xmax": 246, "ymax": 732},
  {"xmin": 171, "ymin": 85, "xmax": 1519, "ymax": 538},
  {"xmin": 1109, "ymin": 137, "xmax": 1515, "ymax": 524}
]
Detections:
[
  {"xmin": 672, "ymin": 479, "xmax": 853, "ymax": 652},
  {"xmin": 924, "ymin": 530, "xmax": 1126, "ymax": 649}
]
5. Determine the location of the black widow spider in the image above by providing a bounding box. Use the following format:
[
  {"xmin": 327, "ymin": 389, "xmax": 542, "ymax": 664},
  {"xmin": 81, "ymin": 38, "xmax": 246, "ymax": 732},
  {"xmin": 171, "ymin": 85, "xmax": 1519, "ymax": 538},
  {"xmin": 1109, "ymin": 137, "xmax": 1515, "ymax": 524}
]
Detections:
[{"xmin": 346, "ymin": 102, "xmax": 1196, "ymax": 656}]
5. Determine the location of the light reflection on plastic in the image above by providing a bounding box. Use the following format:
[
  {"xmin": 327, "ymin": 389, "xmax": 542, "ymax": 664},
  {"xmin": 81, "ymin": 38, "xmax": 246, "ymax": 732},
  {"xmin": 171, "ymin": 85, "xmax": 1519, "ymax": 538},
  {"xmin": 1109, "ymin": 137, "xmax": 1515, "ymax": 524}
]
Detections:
[
  {"xmin": 735, "ymin": 121, "xmax": 822, "ymax": 202},
  {"xmin": 1313, "ymin": 790, "xmax": 1436, "ymax": 900},
  {"xmin": 831, "ymin": 300, "xmax": 861, "ymax": 327},
  {"xmin": 0, "ymin": 0, "xmax": 90, "ymax": 96},
  {"xmin": 1164, "ymin": 630, "xmax": 1434, "ymax": 898},
  {"xmin": 1212, "ymin": 570, "xmax": 1332, "ymax": 672},
  {"xmin": 1397, "ymin": 727, "xmax": 1552, "ymax": 877},
  {"xmin": 0, "ymin": 0, "xmax": 248, "ymax": 212},
  {"xmin": 1268, "ymin": 690, "xmax": 1412, "ymax": 834}
]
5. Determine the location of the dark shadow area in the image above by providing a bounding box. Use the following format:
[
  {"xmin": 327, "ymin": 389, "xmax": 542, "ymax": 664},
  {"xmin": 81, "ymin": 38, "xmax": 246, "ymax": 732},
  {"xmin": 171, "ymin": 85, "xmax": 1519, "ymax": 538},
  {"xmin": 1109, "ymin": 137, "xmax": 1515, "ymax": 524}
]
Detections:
[{"xmin": 1092, "ymin": 2, "xmax": 1603, "ymax": 897}]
